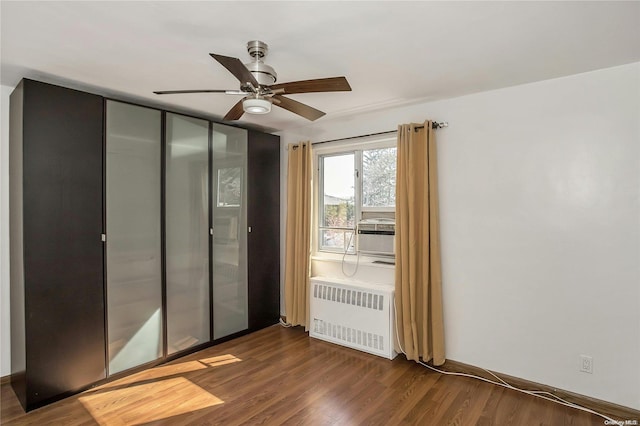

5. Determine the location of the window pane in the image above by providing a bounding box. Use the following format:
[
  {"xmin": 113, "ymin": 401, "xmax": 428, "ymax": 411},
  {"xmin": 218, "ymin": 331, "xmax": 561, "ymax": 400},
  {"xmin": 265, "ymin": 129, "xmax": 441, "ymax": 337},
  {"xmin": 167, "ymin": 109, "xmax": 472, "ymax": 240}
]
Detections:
[
  {"xmin": 362, "ymin": 147, "xmax": 396, "ymax": 207},
  {"xmin": 322, "ymin": 154, "xmax": 355, "ymax": 228},
  {"xmin": 320, "ymin": 229, "xmax": 355, "ymax": 252}
]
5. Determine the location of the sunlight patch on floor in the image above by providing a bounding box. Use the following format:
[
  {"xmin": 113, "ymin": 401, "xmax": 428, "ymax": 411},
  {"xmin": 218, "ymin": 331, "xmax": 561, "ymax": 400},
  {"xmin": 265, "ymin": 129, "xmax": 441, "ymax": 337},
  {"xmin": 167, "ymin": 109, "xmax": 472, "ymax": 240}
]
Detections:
[
  {"xmin": 198, "ymin": 354, "xmax": 242, "ymax": 368},
  {"xmin": 79, "ymin": 377, "xmax": 223, "ymax": 425}
]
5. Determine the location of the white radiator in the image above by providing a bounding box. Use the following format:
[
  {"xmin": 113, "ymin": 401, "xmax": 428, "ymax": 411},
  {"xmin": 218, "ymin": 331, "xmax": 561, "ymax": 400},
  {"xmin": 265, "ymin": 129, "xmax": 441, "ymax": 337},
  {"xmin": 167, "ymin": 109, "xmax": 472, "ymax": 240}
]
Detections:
[{"xmin": 309, "ymin": 277, "xmax": 397, "ymax": 360}]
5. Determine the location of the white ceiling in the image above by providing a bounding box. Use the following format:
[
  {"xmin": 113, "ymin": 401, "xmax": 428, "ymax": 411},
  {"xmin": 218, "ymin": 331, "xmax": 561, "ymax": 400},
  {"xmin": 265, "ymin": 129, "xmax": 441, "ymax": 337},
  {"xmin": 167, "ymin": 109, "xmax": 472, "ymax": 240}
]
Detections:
[{"xmin": 2, "ymin": 1, "xmax": 639, "ymax": 132}]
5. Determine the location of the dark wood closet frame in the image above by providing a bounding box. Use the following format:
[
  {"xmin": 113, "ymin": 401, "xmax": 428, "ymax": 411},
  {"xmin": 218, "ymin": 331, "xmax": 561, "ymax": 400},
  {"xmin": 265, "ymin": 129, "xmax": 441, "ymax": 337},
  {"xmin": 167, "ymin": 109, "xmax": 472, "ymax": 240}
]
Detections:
[
  {"xmin": 11, "ymin": 79, "xmax": 280, "ymax": 411},
  {"xmin": 11, "ymin": 80, "xmax": 107, "ymax": 411}
]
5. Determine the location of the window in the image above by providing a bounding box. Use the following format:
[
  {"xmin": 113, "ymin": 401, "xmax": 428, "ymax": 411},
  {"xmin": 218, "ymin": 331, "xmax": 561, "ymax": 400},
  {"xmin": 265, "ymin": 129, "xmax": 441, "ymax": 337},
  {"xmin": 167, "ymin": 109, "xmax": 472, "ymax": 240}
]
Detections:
[
  {"xmin": 319, "ymin": 153, "xmax": 356, "ymax": 252},
  {"xmin": 316, "ymin": 138, "xmax": 397, "ymax": 254},
  {"xmin": 362, "ymin": 147, "xmax": 397, "ymax": 209}
]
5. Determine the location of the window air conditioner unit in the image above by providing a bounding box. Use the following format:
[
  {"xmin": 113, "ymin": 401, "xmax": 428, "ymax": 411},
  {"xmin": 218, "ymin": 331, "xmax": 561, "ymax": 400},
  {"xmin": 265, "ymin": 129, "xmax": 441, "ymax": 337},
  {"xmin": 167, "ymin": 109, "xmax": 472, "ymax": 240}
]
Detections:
[{"xmin": 356, "ymin": 218, "xmax": 395, "ymax": 256}]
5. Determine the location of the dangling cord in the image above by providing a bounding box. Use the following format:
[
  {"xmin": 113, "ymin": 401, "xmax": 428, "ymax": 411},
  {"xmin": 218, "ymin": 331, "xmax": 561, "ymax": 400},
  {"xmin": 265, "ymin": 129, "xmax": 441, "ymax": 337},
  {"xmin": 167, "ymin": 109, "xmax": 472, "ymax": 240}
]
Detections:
[{"xmin": 341, "ymin": 231, "xmax": 360, "ymax": 277}]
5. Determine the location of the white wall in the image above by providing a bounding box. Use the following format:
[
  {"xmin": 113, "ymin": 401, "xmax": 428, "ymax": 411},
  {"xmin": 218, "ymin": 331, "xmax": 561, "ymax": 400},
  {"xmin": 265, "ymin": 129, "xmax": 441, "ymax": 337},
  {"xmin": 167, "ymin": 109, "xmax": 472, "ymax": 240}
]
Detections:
[
  {"xmin": 278, "ymin": 63, "xmax": 640, "ymax": 410},
  {"xmin": 1, "ymin": 84, "xmax": 13, "ymax": 377}
]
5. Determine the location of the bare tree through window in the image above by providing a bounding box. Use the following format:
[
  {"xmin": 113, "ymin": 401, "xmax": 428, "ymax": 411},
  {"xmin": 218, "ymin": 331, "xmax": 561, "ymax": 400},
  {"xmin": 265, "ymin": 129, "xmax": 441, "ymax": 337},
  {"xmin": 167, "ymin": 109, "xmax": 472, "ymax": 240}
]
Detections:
[{"xmin": 362, "ymin": 147, "xmax": 396, "ymax": 208}]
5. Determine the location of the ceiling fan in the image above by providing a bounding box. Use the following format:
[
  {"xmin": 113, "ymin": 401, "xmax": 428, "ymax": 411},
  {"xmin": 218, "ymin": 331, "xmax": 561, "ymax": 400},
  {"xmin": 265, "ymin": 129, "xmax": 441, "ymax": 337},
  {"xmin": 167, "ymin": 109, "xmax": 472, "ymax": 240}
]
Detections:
[{"xmin": 154, "ymin": 40, "xmax": 352, "ymax": 121}]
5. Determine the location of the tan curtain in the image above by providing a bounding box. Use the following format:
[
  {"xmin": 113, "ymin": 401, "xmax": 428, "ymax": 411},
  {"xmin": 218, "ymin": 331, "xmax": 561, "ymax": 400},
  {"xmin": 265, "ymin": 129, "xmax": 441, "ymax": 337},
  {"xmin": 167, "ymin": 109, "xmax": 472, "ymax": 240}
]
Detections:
[
  {"xmin": 284, "ymin": 141, "xmax": 313, "ymax": 329},
  {"xmin": 395, "ymin": 122, "xmax": 445, "ymax": 365}
]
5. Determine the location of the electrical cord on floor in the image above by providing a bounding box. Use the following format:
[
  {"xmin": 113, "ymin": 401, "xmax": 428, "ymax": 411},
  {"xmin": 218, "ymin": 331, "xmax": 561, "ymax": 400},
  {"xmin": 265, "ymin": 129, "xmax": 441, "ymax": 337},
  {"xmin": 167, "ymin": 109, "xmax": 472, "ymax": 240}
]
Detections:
[
  {"xmin": 341, "ymin": 231, "xmax": 360, "ymax": 277},
  {"xmin": 279, "ymin": 317, "xmax": 293, "ymax": 328},
  {"xmin": 392, "ymin": 297, "xmax": 619, "ymax": 424}
]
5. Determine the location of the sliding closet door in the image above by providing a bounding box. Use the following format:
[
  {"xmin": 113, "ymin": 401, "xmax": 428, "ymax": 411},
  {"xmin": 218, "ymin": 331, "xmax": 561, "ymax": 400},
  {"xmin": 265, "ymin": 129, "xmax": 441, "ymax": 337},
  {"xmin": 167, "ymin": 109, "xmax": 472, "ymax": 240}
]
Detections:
[
  {"xmin": 165, "ymin": 113, "xmax": 210, "ymax": 354},
  {"xmin": 211, "ymin": 124, "xmax": 248, "ymax": 339},
  {"xmin": 106, "ymin": 101, "xmax": 163, "ymax": 374}
]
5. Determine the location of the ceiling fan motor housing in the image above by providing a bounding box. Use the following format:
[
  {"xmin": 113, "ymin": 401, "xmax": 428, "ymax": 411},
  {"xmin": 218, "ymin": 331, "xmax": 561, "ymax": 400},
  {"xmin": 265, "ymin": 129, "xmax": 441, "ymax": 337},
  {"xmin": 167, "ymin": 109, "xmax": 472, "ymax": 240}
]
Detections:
[{"xmin": 245, "ymin": 40, "xmax": 277, "ymax": 86}]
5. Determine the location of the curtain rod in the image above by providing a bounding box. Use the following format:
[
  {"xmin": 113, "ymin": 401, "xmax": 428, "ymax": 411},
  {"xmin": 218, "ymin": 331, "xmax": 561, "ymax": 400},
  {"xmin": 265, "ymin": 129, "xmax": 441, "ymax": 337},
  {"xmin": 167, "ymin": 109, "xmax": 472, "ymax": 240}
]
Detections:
[{"xmin": 311, "ymin": 121, "xmax": 448, "ymax": 146}]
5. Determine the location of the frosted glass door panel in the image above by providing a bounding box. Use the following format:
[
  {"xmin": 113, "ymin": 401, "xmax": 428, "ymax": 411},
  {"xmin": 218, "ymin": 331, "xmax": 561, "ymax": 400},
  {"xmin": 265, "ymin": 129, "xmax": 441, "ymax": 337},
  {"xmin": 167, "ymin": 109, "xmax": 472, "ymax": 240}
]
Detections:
[
  {"xmin": 211, "ymin": 124, "xmax": 248, "ymax": 339},
  {"xmin": 106, "ymin": 101, "xmax": 163, "ymax": 375},
  {"xmin": 166, "ymin": 113, "xmax": 210, "ymax": 354}
]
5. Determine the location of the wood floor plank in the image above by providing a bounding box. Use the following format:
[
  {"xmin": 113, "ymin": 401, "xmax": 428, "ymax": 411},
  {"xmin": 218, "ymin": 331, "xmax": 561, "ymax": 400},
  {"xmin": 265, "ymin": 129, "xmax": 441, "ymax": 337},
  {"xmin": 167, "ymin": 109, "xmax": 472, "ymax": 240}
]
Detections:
[{"xmin": 1, "ymin": 325, "xmax": 616, "ymax": 425}]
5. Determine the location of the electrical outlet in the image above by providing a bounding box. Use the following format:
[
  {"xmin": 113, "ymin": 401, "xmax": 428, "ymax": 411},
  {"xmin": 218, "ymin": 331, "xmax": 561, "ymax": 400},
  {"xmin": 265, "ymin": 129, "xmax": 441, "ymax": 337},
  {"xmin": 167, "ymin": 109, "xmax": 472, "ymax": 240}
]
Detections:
[{"xmin": 580, "ymin": 355, "xmax": 593, "ymax": 374}]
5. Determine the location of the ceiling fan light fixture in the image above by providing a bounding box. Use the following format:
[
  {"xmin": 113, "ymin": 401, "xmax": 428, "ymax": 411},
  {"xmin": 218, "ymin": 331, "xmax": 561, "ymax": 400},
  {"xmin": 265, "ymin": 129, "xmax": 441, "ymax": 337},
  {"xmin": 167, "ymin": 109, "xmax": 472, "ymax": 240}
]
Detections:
[{"xmin": 243, "ymin": 96, "xmax": 271, "ymax": 114}]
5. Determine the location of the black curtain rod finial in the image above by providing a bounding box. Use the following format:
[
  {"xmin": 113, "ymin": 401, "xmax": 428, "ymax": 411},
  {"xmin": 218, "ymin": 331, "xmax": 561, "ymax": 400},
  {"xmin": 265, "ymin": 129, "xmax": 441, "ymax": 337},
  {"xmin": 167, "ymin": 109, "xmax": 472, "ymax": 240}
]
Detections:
[{"xmin": 412, "ymin": 121, "xmax": 448, "ymax": 131}]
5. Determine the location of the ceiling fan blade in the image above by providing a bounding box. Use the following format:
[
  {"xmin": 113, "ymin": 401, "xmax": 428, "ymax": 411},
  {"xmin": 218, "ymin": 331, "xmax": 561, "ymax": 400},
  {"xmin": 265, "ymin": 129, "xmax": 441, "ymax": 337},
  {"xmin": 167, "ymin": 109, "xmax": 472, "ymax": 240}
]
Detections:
[
  {"xmin": 223, "ymin": 99, "xmax": 245, "ymax": 121},
  {"xmin": 210, "ymin": 53, "xmax": 260, "ymax": 88},
  {"xmin": 270, "ymin": 77, "xmax": 351, "ymax": 94},
  {"xmin": 272, "ymin": 95, "xmax": 325, "ymax": 121},
  {"xmin": 153, "ymin": 89, "xmax": 244, "ymax": 95}
]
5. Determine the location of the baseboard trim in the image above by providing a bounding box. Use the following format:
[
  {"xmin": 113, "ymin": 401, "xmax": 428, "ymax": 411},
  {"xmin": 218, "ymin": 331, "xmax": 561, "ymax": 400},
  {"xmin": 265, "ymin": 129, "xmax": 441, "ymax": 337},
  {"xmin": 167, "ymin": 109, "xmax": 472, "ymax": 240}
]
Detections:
[
  {"xmin": 1, "ymin": 374, "xmax": 10, "ymax": 385},
  {"xmin": 441, "ymin": 359, "xmax": 640, "ymax": 421}
]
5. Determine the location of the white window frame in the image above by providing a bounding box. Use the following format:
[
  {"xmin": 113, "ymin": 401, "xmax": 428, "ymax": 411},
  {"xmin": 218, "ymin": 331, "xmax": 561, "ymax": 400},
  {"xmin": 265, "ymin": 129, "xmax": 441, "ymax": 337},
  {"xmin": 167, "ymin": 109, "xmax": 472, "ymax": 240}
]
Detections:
[{"xmin": 313, "ymin": 135, "xmax": 397, "ymax": 256}]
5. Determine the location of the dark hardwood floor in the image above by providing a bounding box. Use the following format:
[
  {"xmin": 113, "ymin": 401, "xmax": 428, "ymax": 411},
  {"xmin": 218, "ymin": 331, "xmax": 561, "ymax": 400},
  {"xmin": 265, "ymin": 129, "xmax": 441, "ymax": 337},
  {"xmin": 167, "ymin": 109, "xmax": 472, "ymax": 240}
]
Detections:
[{"xmin": 1, "ymin": 325, "xmax": 610, "ymax": 425}]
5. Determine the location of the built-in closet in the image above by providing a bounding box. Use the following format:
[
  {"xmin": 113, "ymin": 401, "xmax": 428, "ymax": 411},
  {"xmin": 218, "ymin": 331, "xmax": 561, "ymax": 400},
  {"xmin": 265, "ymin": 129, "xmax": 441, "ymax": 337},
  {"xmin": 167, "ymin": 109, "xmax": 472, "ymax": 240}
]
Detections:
[{"xmin": 9, "ymin": 79, "xmax": 280, "ymax": 411}]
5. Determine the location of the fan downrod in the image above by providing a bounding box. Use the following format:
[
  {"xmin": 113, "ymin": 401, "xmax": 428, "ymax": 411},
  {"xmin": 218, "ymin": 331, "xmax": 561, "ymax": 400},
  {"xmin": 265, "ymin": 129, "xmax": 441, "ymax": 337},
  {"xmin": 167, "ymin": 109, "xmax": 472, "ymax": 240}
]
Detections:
[
  {"xmin": 244, "ymin": 40, "xmax": 277, "ymax": 85},
  {"xmin": 247, "ymin": 40, "xmax": 268, "ymax": 59}
]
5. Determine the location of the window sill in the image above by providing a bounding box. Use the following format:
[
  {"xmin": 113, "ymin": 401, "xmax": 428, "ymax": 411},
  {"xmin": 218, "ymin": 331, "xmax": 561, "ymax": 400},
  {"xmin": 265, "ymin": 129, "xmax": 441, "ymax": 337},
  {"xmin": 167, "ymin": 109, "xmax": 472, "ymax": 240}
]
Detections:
[{"xmin": 311, "ymin": 254, "xmax": 396, "ymax": 269}]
